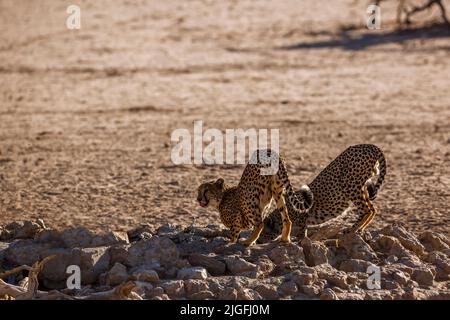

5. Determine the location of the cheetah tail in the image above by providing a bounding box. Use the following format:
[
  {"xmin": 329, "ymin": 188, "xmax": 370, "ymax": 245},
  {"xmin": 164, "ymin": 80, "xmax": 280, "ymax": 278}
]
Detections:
[{"xmin": 278, "ymin": 159, "xmax": 313, "ymax": 213}]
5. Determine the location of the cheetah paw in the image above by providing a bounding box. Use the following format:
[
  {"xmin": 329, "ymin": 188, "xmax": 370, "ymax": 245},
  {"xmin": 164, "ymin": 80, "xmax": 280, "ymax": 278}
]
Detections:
[
  {"xmin": 358, "ymin": 230, "xmax": 372, "ymax": 242},
  {"xmin": 241, "ymin": 238, "xmax": 256, "ymax": 246},
  {"xmin": 280, "ymin": 237, "xmax": 291, "ymax": 243}
]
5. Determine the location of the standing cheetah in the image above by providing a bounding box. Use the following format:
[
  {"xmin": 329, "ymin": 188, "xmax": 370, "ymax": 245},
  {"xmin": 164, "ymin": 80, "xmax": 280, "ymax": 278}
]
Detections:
[
  {"xmin": 261, "ymin": 144, "xmax": 386, "ymax": 241},
  {"xmin": 197, "ymin": 149, "xmax": 313, "ymax": 246}
]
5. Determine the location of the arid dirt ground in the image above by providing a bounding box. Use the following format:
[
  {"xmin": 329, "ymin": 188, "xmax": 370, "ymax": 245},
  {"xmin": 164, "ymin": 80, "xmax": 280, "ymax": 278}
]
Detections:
[{"xmin": 0, "ymin": 1, "xmax": 449, "ymax": 236}]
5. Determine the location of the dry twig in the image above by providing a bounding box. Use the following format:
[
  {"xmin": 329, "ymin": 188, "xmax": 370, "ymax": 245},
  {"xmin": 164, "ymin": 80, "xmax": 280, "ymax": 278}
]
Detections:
[{"xmin": 0, "ymin": 254, "xmax": 142, "ymax": 300}]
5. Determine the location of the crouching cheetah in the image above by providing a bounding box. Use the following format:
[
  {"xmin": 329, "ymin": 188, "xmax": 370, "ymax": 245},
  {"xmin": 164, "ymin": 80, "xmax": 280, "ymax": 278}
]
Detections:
[
  {"xmin": 262, "ymin": 144, "xmax": 386, "ymax": 241},
  {"xmin": 197, "ymin": 149, "xmax": 313, "ymax": 246}
]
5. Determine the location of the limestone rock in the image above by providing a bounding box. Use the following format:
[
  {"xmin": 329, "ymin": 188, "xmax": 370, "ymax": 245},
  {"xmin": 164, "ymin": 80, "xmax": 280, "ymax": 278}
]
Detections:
[
  {"xmin": 124, "ymin": 236, "xmax": 179, "ymax": 269},
  {"xmin": 411, "ymin": 267, "xmax": 434, "ymax": 286},
  {"xmin": 4, "ymin": 240, "xmax": 53, "ymax": 266},
  {"xmin": 106, "ymin": 262, "xmax": 129, "ymax": 286},
  {"xmin": 268, "ymin": 242, "xmax": 306, "ymax": 266},
  {"xmin": 339, "ymin": 259, "xmax": 375, "ymax": 273},
  {"xmin": 315, "ymin": 264, "xmax": 349, "ymax": 289},
  {"xmin": 253, "ymin": 283, "xmax": 279, "ymax": 299},
  {"xmin": 127, "ymin": 224, "xmax": 155, "ymax": 242},
  {"xmin": 288, "ymin": 266, "xmax": 318, "ymax": 286},
  {"xmin": 131, "ymin": 268, "xmax": 160, "ymax": 282},
  {"xmin": 39, "ymin": 246, "xmax": 110, "ymax": 289},
  {"xmin": 278, "ymin": 280, "xmax": 298, "ymax": 296},
  {"xmin": 1, "ymin": 220, "xmax": 46, "ymax": 240},
  {"xmin": 300, "ymin": 284, "xmax": 321, "ymax": 297},
  {"xmin": 60, "ymin": 227, "xmax": 95, "ymax": 248},
  {"xmin": 236, "ymin": 288, "xmax": 263, "ymax": 300},
  {"xmin": 184, "ymin": 279, "xmax": 210, "ymax": 296},
  {"xmin": 336, "ymin": 292, "xmax": 364, "ymax": 300},
  {"xmin": 134, "ymin": 281, "xmax": 154, "ymax": 297},
  {"xmin": 161, "ymin": 280, "xmax": 185, "ymax": 297},
  {"xmin": 320, "ymin": 288, "xmax": 339, "ymax": 300},
  {"xmin": 188, "ymin": 253, "xmax": 226, "ymax": 276},
  {"xmin": 190, "ymin": 290, "xmax": 215, "ymax": 300},
  {"xmin": 426, "ymin": 251, "xmax": 450, "ymax": 281},
  {"xmin": 419, "ymin": 231, "xmax": 450, "ymax": 252},
  {"xmin": 177, "ymin": 267, "xmax": 208, "ymax": 280},
  {"xmin": 91, "ymin": 231, "xmax": 130, "ymax": 247},
  {"xmin": 224, "ymin": 256, "xmax": 258, "ymax": 275},
  {"xmin": 339, "ymin": 233, "xmax": 378, "ymax": 261},
  {"xmin": 302, "ymin": 237, "xmax": 329, "ymax": 266},
  {"xmin": 380, "ymin": 224, "xmax": 426, "ymax": 257},
  {"xmin": 1, "ymin": 220, "xmax": 449, "ymax": 300}
]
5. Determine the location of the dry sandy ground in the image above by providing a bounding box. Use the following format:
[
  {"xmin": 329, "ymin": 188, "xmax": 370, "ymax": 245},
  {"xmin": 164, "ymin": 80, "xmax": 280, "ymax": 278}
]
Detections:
[{"xmin": 0, "ymin": 1, "xmax": 449, "ymax": 236}]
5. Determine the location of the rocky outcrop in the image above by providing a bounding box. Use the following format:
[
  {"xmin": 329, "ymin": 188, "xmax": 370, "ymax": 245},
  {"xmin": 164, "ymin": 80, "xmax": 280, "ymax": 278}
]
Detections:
[{"xmin": 0, "ymin": 220, "xmax": 449, "ymax": 300}]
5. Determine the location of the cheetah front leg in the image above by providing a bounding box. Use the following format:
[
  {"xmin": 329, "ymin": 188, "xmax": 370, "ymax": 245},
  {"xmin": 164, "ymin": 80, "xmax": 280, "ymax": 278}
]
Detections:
[
  {"xmin": 229, "ymin": 225, "xmax": 241, "ymax": 243},
  {"xmin": 241, "ymin": 223, "xmax": 264, "ymax": 246},
  {"xmin": 274, "ymin": 194, "xmax": 292, "ymax": 243},
  {"xmin": 240, "ymin": 202, "xmax": 265, "ymax": 246}
]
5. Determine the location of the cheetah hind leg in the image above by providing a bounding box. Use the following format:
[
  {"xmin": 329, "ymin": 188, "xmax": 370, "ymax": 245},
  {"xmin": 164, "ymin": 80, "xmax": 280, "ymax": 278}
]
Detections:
[
  {"xmin": 296, "ymin": 213, "xmax": 308, "ymax": 242},
  {"xmin": 275, "ymin": 195, "xmax": 292, "ymax": 243},
  {"xmin": 241, "ymin": 223, "xmax": 264, "ymax": 246},
  {"xmin": 359, "ymin": 202, "xmax": 377, "ymax": 233},
  {"xmin": 357, "ymin": 189, "xmax": 377, "ymax": 233},
  {"xmin": 343, "ymin": 189, "xmax": 376, "ymax": 240}
]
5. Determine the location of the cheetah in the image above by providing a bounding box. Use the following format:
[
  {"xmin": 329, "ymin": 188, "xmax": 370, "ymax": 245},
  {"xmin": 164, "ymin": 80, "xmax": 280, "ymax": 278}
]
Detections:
[
  {"xmin": 261, "ymin": 144, "xmax": 386, "ymax": 241},
  {"xmin": 197, "ymin": 149, "xmax": 313, "ymax": 246}
]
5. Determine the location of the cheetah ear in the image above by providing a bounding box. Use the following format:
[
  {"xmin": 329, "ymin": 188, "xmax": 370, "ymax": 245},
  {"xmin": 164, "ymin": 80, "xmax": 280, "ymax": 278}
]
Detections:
[{"xmin": 215, "ymin": 178, "xmax": 225, "ymax": 188}]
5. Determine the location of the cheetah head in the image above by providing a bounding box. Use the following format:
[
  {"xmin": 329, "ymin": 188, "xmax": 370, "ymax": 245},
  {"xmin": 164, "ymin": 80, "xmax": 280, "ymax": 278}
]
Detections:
[{"xmin": 197, "ymin": 178, "xmax": 225, "ymax": 209}]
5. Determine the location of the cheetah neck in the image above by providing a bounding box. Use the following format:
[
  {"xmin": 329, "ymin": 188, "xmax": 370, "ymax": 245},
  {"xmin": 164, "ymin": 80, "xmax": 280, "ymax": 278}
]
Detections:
[{"xmin": 220, "ymin": 184, "xmax": 239, "ymax": 202}]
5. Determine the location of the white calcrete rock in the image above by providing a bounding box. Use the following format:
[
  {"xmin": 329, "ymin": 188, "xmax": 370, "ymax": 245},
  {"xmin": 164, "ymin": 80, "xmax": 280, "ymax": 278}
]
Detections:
[
  {"xmin": 190, "ymin": 290, "xmax": 215, "ymax": 300},
  {"xmin": 301, "ymin": 237, "xmax": 329, "ymax": 266},
  {"xmin": 184, "ymin": 279, "xmax": 211, "ymax": 296},
  {"xmin": 177, "ymin": 267, "xmax": 208, "ymax": 280},
  {"xmin": 106, "ymin": 262, "xmax": 129, "ymax": 286},
  {"xmin": 426, "ymin": 251, "xmax": 450, "ymax": 280},
  {"xmin": 339, "ymin": 259, "xmax": 376, "ymax": 273},
  {"xmin": 315, "ymin": 264, "xmax": 349, "ymax": 289},
  {"xmin": 188, "ymin": 253, "xmax": 226, "ymax": 276},
  {"xmin": 268, "ymin": 242, "xmax": 306, "ymax": 265},
  {"xmin": 253, "ymin": 283, "xmax": 279, "ymax": 299},
  {"xmin": 320, "ymin": 288, "xmax": 339, "ymax": 300},
  {"xmin": 60, "ymin": 227, "xmax": 95, "ymax": 248},
  {"xmin": 411, "ymin": 267, "xmax": 435, "ymax": 286},
  {"xmin": 338, "ymin": 233, "xmax": 378, "ymax": 261},
  {"xmin": 419, "ymin": 231, "xmax": 450, "ymax": 252},
  {"xmin": 278, "ymin": 280, "xmax": 298, "ymax": 296},
  {"xmin": 224, "ymin": 256, "xmax": 258, "ymax": 275},
  {"xmin": 4, "ymin": 240, "xmax": 53, "ymax": 266},
  {"xmin": 40, "ymin": 246, "xmax": 110, "ymax": 289},
  {"xmin": 131, "ymin": 268, "xmax": 160, "ymax": 282},
  {"xmin": 123, "ymin": 236, "xmax": 179, "ymax": 268},
  {"xmin": 1, "ymin": 220, "xmax": 46, "ymax": 240},
  {"xmin": 288, "ymin": 266, "xmax": 318, "ymax": 286},
  {"xmin": 160, "ymin": 280, "xmax": 185, "ymax": 297},
  {"xmin": 380, "ymin": 224, "xmax": 426, "ymax": 257}
]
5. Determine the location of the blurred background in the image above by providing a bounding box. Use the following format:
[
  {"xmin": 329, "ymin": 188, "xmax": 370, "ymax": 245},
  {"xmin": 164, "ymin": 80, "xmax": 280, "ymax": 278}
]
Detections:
[{"xmin": 0, "ymin": 0, "xmax": 449, "ymax": 236}]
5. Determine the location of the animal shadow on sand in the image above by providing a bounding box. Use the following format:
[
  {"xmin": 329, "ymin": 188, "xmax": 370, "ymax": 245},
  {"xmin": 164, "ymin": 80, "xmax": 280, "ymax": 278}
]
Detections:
[{"xmin": 278, "ymin": 23, "xmax": 450, "ymax": 51}]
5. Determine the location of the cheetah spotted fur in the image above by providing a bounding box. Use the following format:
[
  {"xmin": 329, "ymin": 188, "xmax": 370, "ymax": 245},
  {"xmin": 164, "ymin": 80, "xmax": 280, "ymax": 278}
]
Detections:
[
  {"xmin": 197, "ymin": 149, "xmax": 313, "ymax": 246},
  {"xmin": 261, "ymin": 144, "xmax": 386, "ymax": 241}
]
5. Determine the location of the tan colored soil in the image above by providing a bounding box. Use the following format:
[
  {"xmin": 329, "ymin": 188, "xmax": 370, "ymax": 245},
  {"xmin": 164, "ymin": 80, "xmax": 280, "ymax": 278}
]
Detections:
[{"xmin": 0, "ymin": 0, "xmax": 449, "ymax": 236}]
